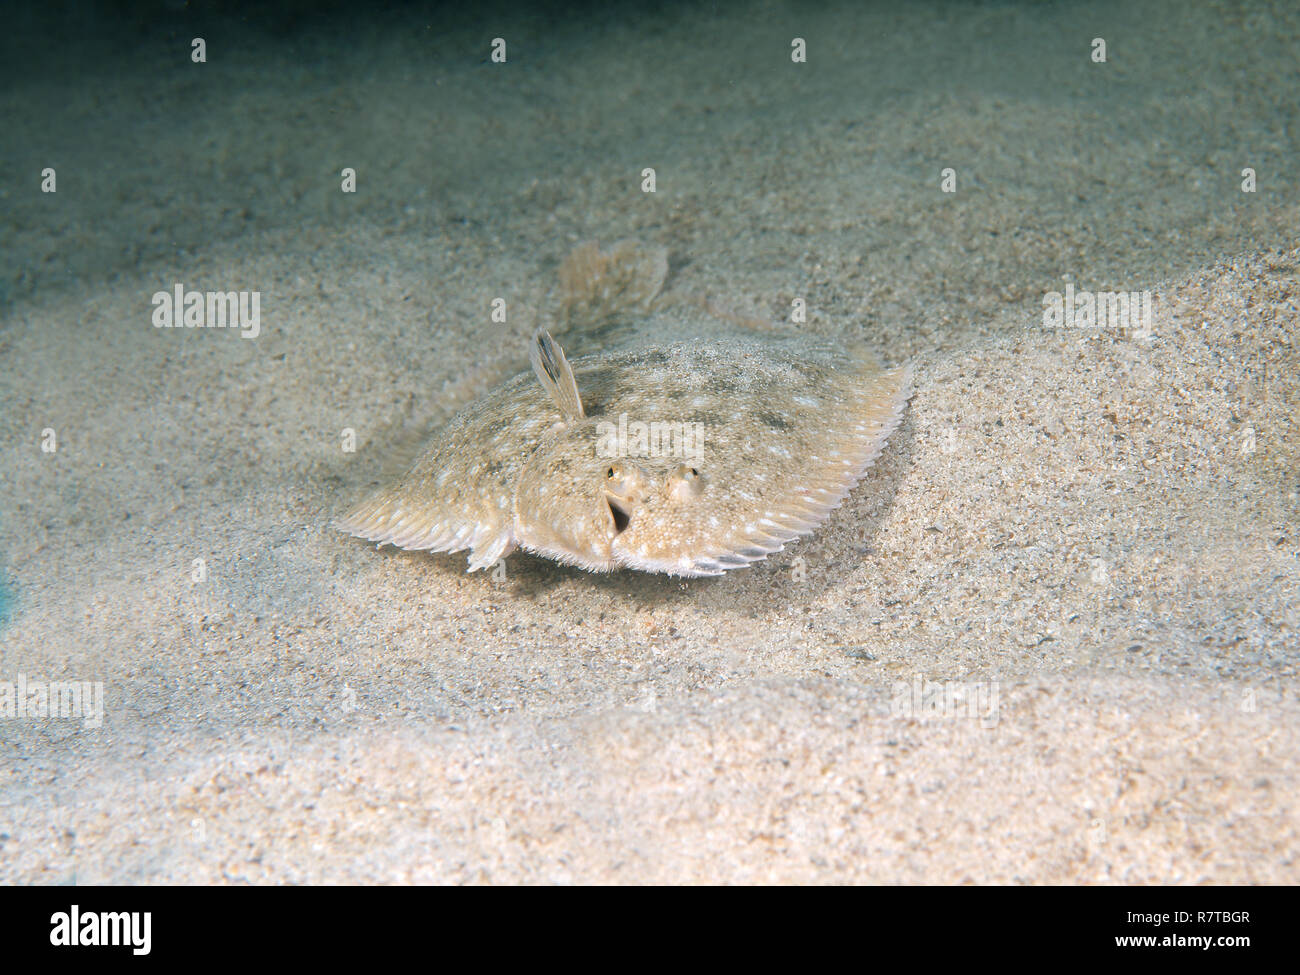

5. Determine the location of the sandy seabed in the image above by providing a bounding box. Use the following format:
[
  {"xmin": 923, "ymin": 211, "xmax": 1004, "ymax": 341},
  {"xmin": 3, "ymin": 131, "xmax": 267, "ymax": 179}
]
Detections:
[{"xmin": 1, "ymin": 0, "xmax": 1297, "ymax": 883}]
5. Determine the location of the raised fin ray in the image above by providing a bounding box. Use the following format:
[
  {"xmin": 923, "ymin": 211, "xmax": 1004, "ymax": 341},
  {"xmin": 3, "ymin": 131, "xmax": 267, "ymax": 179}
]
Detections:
[{"xmin": 529, "ymin": 329, "xmax": 585, "ymax": 420}]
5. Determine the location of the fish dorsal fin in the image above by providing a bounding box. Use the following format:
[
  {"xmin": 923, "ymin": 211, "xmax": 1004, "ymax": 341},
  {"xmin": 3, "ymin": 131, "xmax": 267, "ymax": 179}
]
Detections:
[{"xmin": 529, "ymin": 329, "xmax": 585, "ymax": 420}]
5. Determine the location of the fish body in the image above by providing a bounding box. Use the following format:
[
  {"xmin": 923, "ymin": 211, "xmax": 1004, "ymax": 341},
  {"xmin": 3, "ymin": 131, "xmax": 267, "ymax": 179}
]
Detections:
[{"xmin": 341, "ymin": 331, "xmax": 911, "ymax": 577}]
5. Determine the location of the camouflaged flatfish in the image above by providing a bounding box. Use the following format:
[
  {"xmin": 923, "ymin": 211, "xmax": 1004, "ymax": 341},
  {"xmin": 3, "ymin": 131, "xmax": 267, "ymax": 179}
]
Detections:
[{"xmin": 340, "ymin": 329, "xmax": 912, "ymax": 577}]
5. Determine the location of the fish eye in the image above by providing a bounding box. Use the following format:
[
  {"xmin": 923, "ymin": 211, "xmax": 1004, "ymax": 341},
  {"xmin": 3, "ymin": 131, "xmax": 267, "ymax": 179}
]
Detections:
[
  {"xmin": 669, "ymin": 463, "xmax": 705, "ymax": 500},
  {"xmin": 606, "ymin": 466, "xmax": 616, "ymax": 479}
]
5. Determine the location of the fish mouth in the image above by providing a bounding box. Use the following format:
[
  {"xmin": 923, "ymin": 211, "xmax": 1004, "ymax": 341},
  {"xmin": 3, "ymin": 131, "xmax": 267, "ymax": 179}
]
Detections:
[{"xmin": 604, "ymin": 493, "xmax": 633, "ymax": 535}]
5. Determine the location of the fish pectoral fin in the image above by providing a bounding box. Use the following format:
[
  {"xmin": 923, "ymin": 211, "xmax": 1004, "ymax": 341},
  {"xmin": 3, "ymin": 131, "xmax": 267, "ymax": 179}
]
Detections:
[
  {"xmin": 467, "ymin": 532, "xmax": 517, "ymax": 572},
  {"xmin": 339, "ymin": 487, "xmax": 505, "ymax": 564},
  {"xmin": 529, "ymin": 329, "xmax": 585, "ymax": 420}
]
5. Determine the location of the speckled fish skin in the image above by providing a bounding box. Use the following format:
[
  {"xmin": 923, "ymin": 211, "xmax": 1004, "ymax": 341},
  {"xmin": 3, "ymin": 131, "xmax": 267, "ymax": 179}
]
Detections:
[{"xmin": 340, "ymin": 334, "xmax": 912, "ymax": 577}]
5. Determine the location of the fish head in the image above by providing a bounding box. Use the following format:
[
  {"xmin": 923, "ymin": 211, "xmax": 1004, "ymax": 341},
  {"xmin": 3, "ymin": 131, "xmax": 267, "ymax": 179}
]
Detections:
[
  {"xmin": 603, "ymin": 455, "xmax": 711, "ymax": 537},
  {"xmin": 604, "ymin": 457, "xmax": 727, "ymax": 574},
  {"xmin": 512, "ymin": 421, "xmax": 627, "ymax": 571},
  {"xmin": 513, "ymin": 418, "xmax": 717, "ymax": 573}
]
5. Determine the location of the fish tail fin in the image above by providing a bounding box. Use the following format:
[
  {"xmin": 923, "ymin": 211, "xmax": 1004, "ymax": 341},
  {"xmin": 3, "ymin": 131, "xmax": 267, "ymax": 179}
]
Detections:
[{"xmin": 551, "ymin": 240, "xmax": 669, "ymax": 350}]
